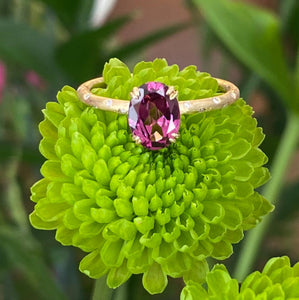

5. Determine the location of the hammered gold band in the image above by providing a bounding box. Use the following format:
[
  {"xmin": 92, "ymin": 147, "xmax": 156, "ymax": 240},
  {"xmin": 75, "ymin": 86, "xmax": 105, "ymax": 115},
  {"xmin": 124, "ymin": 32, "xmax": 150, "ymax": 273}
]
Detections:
[{"xmin": 77, "ymin": 77, "xmax": 240, "ymax": 114}]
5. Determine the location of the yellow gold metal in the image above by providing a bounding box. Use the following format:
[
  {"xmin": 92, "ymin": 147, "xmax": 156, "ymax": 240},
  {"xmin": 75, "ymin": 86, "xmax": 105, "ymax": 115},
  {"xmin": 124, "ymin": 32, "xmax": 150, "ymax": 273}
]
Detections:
[
  {"xmin": 130, "ymin": 87, "xmax": 140, "ymax": 99},
  {"xmin": 132, "ymin": 135, "xmax": 141, "ymax": 144},
  {"xmin": 77, "ymin": 77, "xmax": 240, "ymax": 115},
  {"xmin": 169, "ymin": 133, "xmax": 179, "ymax": 143},
  {"xmin": 166, "ymin": 86, "xmax": 178, "ymax": 100}
]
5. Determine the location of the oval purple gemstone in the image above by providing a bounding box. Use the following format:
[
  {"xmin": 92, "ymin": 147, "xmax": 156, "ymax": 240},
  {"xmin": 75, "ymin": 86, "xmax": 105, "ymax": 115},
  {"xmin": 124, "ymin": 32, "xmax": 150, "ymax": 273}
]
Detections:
[{"xmin": 128, "ymin": 82, "xmax": 180, "ymax": 150}]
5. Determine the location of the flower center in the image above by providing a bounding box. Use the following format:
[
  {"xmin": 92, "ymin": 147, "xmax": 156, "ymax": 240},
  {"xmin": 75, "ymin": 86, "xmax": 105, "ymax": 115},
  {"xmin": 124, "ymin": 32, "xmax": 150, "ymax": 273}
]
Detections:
[{"xmin": 128, "ymin": 82, "xmax": 180, "ymax": 150}]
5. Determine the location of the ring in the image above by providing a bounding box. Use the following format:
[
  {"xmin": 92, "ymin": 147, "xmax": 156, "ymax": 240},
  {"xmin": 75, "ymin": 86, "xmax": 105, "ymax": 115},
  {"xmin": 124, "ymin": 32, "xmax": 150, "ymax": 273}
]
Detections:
[
  {"xmin": 77, "ymin": 77, "xmax": 239, "ymax": 114},
  {"xmin": 77, "ymin": 77, "xmax": 240, "ymax": 150}
]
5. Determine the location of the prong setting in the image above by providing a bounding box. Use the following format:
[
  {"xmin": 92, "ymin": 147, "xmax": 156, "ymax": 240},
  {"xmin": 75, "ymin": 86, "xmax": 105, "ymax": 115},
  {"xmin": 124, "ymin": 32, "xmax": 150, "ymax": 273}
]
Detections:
[
  {"xmin": 169, "ymin": 133, "xmax": 179, "ymax": 143},
  {"xmin": 130, "ymin": 87, "xmax": 140, "ymax": 99},
  {"xmin": 166, "ymin": 86, "xmax": 178, "ymax": 100},
  {"xmin": 132, "ymin": 135, "xmax": 142, "ymax": 144}
]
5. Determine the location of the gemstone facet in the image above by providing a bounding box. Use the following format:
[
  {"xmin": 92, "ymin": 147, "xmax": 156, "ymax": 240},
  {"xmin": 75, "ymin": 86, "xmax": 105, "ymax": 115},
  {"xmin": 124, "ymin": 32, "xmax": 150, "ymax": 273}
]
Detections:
[{"xmin": 128, "ymin": 82, "xmax": 180, "ymax": 150}]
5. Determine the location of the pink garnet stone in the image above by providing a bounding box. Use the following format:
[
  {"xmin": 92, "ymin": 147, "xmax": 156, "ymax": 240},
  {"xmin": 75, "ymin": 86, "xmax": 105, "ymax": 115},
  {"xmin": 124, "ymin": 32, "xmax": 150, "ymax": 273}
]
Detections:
[{"xmin": 128, "ymin": 81, "xmax": 180, "ymax": 150}]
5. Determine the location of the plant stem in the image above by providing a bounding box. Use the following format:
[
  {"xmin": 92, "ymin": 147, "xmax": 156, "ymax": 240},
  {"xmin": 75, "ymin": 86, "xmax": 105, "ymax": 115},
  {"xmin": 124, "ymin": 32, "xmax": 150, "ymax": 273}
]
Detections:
[
  {"xmin": 92, "ymin": 278, "xmax": 128, "ymax": 300},
  {"xmin": 2, "ymin": 150, "xmax": 30, "ymax": 232},
  {"xmin": 114, "ymin": 282, "xmax": 128, "ymax": 300},
  {"xmin": 233, "ymin": 111, "xmax": 299, "ymax": 281},
  {"xmin": 295, "ymin": 49, "xmax": 299, "ymax": 101},
  {"xmin": 92, "ymin": 277, "xmax": 114, "ymax": 300}
]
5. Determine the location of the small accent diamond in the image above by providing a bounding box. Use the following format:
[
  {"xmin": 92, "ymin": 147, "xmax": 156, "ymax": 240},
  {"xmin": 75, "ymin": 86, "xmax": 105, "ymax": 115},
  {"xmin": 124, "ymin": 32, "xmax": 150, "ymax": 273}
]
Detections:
[
  {"xmin": 84, "ymin": 93, "xmax": 90, "ymax": 100},
  {"xmin": 231, "ymin": 91, "xmax": 237, "ymax": 99},
  {"xmin": 119, "ymin": 107, "xmax": 127, "ymax": 114},
  {"xmin": 213, "ymin": 97, "xmax": 220, "ymax": 104},
  {"xmin": 184, "ymin": 101, "xmax": 191, "ymax": 109},
  {"xmin": 105, "ymin": 99, "xmax": 113, "ymax": 107}
]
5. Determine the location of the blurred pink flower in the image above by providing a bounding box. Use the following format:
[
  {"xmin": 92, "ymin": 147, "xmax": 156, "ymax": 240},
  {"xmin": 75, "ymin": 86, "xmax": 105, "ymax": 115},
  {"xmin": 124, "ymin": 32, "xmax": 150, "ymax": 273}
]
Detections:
[
  {"xmin": 0, "ymin": 62, "xmax": 6, "ymax": 101},
  {"xmin": 25, "ymin": 70, "xmax": 46, "ymax": 90}
]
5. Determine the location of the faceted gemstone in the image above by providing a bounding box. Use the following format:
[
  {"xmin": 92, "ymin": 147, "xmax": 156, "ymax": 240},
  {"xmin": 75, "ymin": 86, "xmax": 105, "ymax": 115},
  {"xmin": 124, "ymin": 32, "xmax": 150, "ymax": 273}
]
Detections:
[{"xmin": 128, "ymin": 81, "xmax": 180, "ymax": 150}]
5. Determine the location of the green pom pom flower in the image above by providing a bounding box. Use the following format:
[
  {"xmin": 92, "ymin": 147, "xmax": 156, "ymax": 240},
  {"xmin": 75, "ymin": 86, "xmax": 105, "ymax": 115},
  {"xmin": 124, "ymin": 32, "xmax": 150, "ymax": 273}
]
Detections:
[
  {"xmin": 30, "ymin": 58, "xmax": 273, "ymax": 294},
  {"xmin": 181, "ymin": 256, "xmax": 299, "ymax": 299}
]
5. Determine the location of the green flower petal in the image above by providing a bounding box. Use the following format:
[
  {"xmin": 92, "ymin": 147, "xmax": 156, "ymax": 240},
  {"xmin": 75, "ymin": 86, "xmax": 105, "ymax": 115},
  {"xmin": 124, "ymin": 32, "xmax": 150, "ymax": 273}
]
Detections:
[
  {"xmin": 29, "ymin": 211, "xmax": 59, "ymax": 229},
  {"xmin": 188, "ymin": 256, "xmax": 299, "ymax": 299},
  {"xmin": 100, "ymin": 240, "xmax": 125, "ymax": 267},
  {"xmin": 106, "ymin": 259, "xmax": 132, "ymax": 289},
  {"xmin": 142, "ymin": 262, "xmax": 168, "ymax": 295},
  {"xmin": 30, "ymin": 58, "xmax": 272, "ymax": 294},
  {"xmin": 180, "ymin": 281, "xmax": 208, "ymax": 300},
  {"xmin": 79, "ymin": 250, "xmax": 108, "ymax": 278}
]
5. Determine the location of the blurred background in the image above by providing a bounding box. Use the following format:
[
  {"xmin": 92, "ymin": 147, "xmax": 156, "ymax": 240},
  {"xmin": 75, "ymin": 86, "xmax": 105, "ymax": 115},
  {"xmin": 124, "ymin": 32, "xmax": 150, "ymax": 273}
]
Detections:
[{"xmin": 0, "ymin": 0, "xmax": 298, "ymax": 299}]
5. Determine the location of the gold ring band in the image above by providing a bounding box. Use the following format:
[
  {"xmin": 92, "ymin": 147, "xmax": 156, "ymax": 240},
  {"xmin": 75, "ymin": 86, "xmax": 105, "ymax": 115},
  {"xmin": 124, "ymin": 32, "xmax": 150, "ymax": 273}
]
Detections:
[{"xmin": 77, "ymin": 77, "xmax": 240, "ymax": 114}]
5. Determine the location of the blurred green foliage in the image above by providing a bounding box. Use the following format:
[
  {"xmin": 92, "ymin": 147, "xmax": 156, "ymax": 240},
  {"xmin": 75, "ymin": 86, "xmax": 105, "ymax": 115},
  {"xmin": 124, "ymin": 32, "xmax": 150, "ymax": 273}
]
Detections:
[
  {"xmin": 189, "ymin": 0, "xmax": 299, "ymax": 283},
  {"xmin": 192, "ymin": 0, "xmax": 298, "ymax": 113},
  {"xmin": 0, "ymin": 0, "xmax": 298, "ymax": 299},
  {"xmin": 0, "ymin": 0, "xmax": 188, "ymax": 299}
]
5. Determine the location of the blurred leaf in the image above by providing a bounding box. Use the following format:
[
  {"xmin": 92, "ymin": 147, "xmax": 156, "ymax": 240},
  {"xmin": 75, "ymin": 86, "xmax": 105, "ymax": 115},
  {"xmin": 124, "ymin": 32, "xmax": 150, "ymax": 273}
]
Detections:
[
  {"xmin": 0, "ymin": 18, "xmax": 62, "ymax": 84},
  {"xmin": 281, "ymin": 0, "xmax": 299, "ymax": 44},
  {"xmin": 56, "ymin": 15, "xmax": 134, "ymax": 83},
  {"xmin": 0, "ymin": 0, "xmax": 10, "ymax": 15},
  {"xmin": 3, "ymin": 155, "xmax": 30, "ymax": 231},
  {"xmin": 35, "ymin": 0, "xmax": 81, "ymax": 31},
  {"xmin": 57, "ymin": 19, "xmax": 189, "ymax": 84},
  {"xmin": 192, "ymin": 0, "xmax": 296, "ymax": 112},
  {"xmin": 0, "ymin": 226, "xmax": 67, "ymax": 300},
  {"xmin": 296, "ymin": 50, "xmax": 299, "ymax": 100},
  {"xmin": 110, "ymin": 22, "xmax": 190, "ymax": 61},
  {"xmin": 275, "ymin": 182, "xmax": 299, "ymax": 220},
  {"xmin": 76, "ymin": 0, "xmax": 95, "ymax": 32}
]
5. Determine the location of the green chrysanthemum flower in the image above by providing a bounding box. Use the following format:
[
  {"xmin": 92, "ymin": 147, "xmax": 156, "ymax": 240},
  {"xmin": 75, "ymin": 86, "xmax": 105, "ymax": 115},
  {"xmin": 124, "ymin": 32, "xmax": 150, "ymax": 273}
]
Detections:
[
  {"xmin": 29, "ymin": 58, "xmax": 273, "ymax": 294},
  {"xmin": 181, "ymin": 256, "xmax": 299, "ymax": 299}
]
